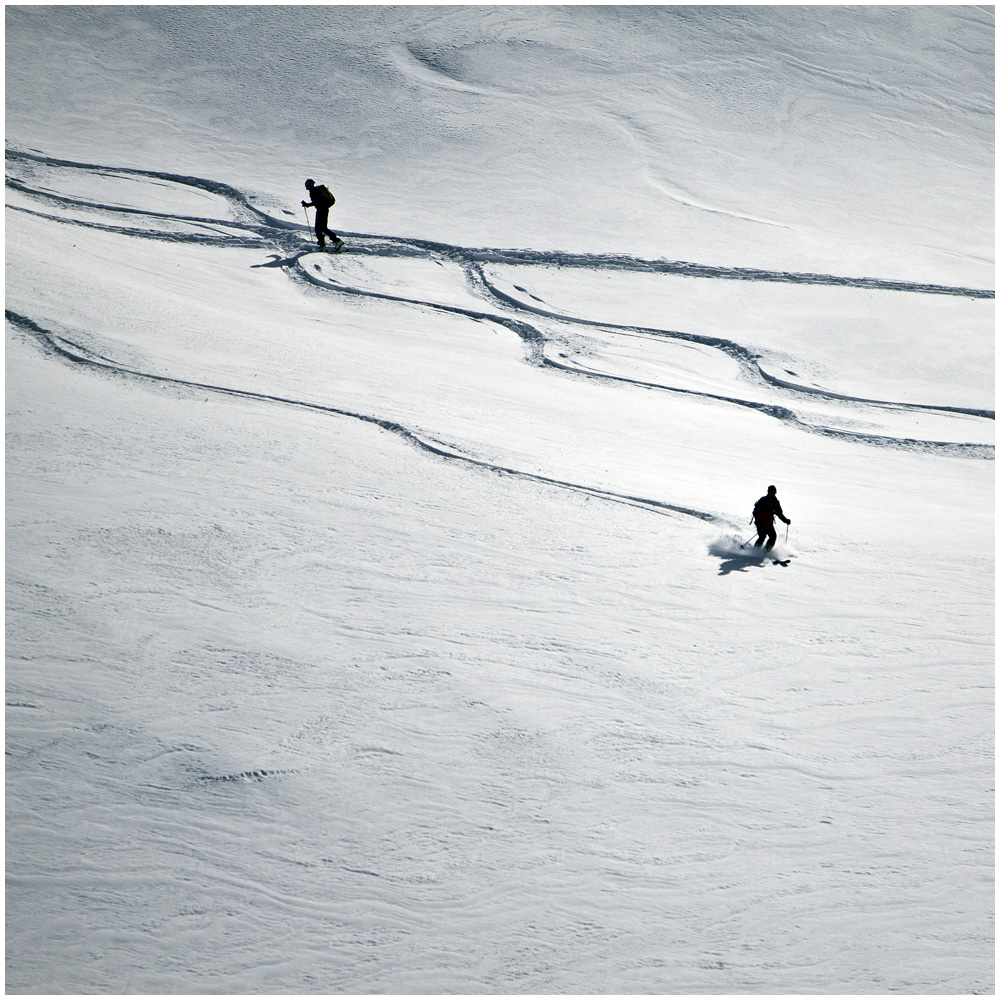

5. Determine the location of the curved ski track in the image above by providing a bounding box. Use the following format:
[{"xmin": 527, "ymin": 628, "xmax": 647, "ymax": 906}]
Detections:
[
  {"xmin": 6, "ymin": 149, "xmax": 995, "ymax": 526},
  {"xmin": 6, "ymin": 310, "xmax": 722, "ymax": 528}
]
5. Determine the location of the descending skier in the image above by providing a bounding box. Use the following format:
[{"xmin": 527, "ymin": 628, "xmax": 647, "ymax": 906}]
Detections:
[
  {"xmin": 752, "ymin": 485, "xmax": 791, "ymax": 551},
  {"xmin": 301, "ymin": 178, "xmax": 343, "ymax": 250}
]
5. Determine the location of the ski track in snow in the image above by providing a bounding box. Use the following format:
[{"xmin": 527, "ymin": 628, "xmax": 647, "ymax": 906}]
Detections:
[
  {"xmin": 6, "ymin": 147, "xmax": 995, "ymax": 516},
  {"xmin": 5, "ymin": 310, "xmax": 722, "ymax": 530}
]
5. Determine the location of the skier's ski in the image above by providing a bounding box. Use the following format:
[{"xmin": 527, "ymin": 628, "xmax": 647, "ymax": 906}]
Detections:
[
  {"xmin": 772, "ymin": 558, "xmax": 791, "ymax": 567},
  {"xmin": 301, "ymin": 240, "xmax": 346, "ymax": 254}
]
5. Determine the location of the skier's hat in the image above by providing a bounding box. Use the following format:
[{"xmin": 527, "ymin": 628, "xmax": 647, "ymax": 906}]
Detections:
[
  {"xmin": 767, "ymin": 484, "xmax": 777, "ymax": 494},
  {"xmin": 305, "ymin": 178, "xmax": 315, "ymax": 188}
]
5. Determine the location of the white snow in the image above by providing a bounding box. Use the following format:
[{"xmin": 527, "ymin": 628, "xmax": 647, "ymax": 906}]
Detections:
[{"xmin": 5, "ymin": 6, "xmax": 994, "ymax": 995}]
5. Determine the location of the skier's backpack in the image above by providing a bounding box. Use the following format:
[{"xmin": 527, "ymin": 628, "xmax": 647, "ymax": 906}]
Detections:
[
  {"xmin": 752, "ymin": 496, "xmax": 767, "ymax": 521},
  {"xmin": 313, "ymin": 184, "xmax": 335, "ymax": 208}
]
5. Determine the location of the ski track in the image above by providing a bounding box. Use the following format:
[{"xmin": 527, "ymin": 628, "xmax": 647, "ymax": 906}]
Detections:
[
  {"xmin": 6, "ymin": 148, "xmax": 995, "ymax": 474},
  {"xmin": 5, "ymin": 310, "xmax": 725, "ymax": 531}
]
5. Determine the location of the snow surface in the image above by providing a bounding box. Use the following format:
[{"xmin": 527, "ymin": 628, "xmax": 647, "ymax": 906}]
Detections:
[{"xmin": 5, "ymin": 5, "xmax": 994, "ymax": 995}]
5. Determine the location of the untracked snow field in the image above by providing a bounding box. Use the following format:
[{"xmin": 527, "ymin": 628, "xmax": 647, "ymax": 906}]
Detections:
[{"xmin": 5, "ymin": 6, "xmax": 994, "ymax": 995}]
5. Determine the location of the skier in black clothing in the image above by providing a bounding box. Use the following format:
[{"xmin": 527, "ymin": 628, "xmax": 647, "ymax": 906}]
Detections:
[
  {"xmin": 752, "ymin": 485, "xmax": 791, "ymax": 551},
  {"xmin": 302, "ymin": 179, "xmax": 342, "ymax": 250}
]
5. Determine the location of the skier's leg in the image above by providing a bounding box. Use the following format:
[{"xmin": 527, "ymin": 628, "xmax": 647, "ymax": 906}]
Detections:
[
  {"xmin": 754, "ymin": 524, "xmax": 766, "ymax": 548},
  {"xmin": 764, "ymin": 525, "xmax": 777, "ymax": 551}
]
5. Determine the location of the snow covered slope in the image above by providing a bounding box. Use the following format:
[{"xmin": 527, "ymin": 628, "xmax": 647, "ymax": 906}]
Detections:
[
  {"xmin": 6, "ymin": 6, "xmax": 994, "ymax": 994},
  {"xmin": 6, "ymin": 5, "xmax": 993, "ymax": 284}
]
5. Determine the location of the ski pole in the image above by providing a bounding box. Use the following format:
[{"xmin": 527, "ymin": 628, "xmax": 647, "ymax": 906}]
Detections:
[
  {"xmin": 303, "ymin": 205, "xmax": 311, "ymax": 229},
  {"xmin": 785, "ymin": 523, "xmax": 790, "ymax": 544},
  {"xmin": 739, "ymin": 532, "xmax": 756, "ymax": 549}
]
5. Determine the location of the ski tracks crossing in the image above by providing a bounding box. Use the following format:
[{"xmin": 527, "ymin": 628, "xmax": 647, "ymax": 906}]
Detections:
[{"xmin": 6, "ymin": 149, "xmax": 994, "ymax": 535}]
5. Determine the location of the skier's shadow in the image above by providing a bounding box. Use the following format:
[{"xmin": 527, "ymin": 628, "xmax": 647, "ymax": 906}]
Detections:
[
  {"xmin": 252, "ymin": 250, "xmax": 310, "ymax": 269},
  {"xmin": 709, "ymin": 539, "xmax": 769, "ymax": 576},
  {"xmin": 715, "ymin": 552, "xmax": 768, "ymax": 575}
]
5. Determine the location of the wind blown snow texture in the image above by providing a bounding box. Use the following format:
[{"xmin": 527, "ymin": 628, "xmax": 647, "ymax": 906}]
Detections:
[{"xmin": 5, "ymin": 6, "xmax": 994, "ymax": 995}]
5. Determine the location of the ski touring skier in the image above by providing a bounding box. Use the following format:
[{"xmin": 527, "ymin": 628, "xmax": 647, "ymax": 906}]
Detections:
[
  {"xmin": 752, "ymin": 485, "xmax": 791, "ymax": 551},
  {"xmin": 301, "ymin": 178, "xmax": 343, "ymax": 251}
]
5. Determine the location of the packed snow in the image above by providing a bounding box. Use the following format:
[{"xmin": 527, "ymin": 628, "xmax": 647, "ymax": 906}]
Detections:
[{"xmin": 5, "ymin": 6, "xmax": 994, "ymax": 994}]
